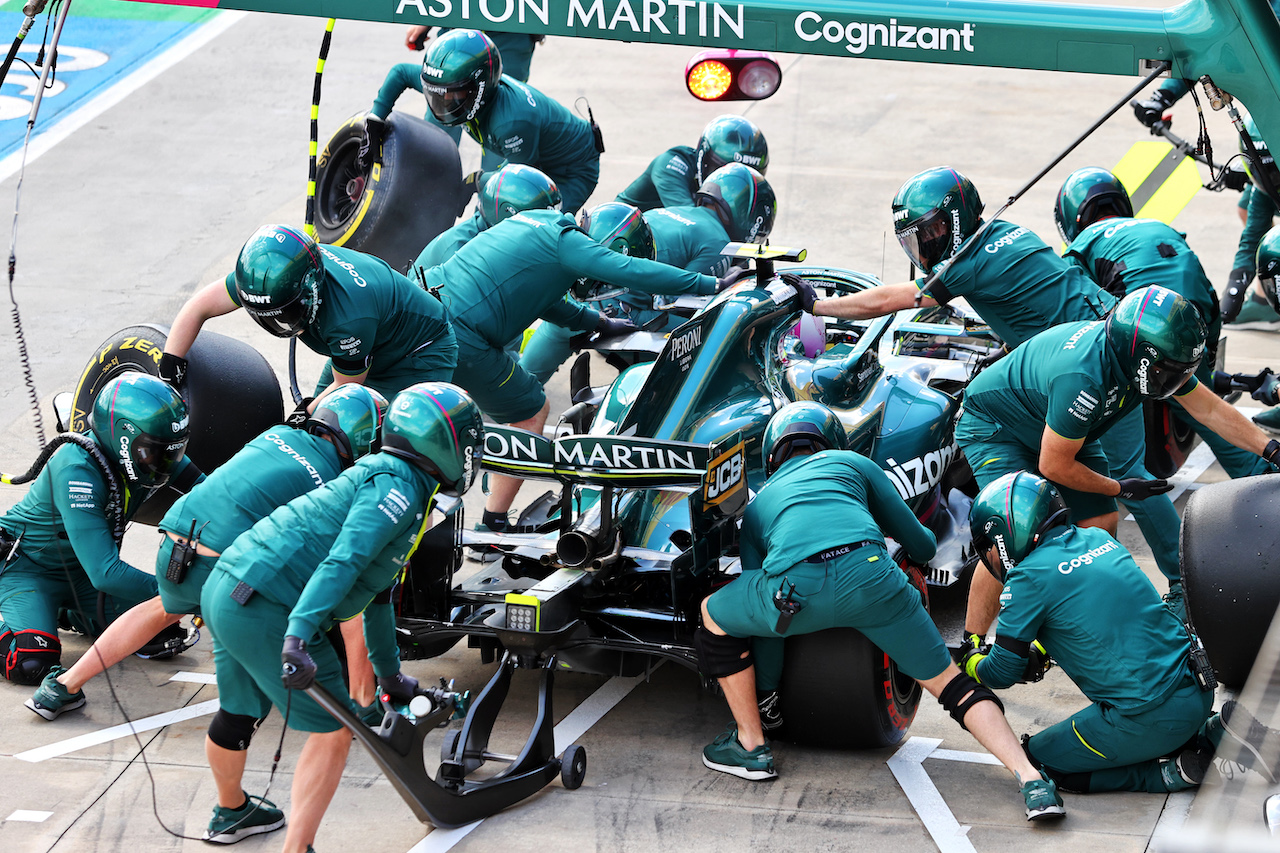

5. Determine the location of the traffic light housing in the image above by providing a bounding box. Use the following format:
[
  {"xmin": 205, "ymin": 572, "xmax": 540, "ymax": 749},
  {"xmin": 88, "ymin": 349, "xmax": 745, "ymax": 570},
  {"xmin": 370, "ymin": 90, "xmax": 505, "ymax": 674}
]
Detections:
[{"xmin": 685, "ymin": 49, "xmax": 782, "ymax": 101}]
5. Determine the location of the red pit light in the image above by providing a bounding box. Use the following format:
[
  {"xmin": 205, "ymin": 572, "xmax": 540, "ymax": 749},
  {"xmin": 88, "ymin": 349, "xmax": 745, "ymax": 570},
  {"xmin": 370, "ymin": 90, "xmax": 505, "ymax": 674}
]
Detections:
[{"xmin": 685, "ymin": 50, "xmax": 781, "ymax": 102}]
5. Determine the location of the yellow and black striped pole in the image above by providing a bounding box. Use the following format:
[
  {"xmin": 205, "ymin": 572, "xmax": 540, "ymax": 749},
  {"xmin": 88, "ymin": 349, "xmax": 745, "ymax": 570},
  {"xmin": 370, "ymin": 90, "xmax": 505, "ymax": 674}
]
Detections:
[{"xmin": 304, "ymin": 17, "xmax": 336, "ymax": 238}]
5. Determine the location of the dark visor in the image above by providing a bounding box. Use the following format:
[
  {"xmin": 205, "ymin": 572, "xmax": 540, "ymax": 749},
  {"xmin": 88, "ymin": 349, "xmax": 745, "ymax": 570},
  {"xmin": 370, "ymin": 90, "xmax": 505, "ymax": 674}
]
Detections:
[
  {"xmin": 896, "ymin": 209, "xmax": 951, "ymax": 273},
  {"xmin": 133, "ymin": 434, "xmax": 187, "ymax": 486},
  {"xmin": 1137, "ymin": 356, "xmax": 1200, "ymax": 400}
]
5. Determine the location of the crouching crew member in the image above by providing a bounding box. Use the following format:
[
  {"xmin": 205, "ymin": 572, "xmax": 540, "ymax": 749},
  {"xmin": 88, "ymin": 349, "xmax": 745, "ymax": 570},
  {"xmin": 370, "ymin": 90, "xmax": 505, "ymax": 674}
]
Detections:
[
  {"xmin": 964, "ymin": 472, "xmax": 1219, "ymax": 794},
  {"xmin": 200, "ymin": 383, "xmax": 483, "ymax": 853},
  {"xmin": 695, "ymin": 402, "xmax": 1067, "ymax": 822},
  {"xmin": 0, "ymin": 374, "xmax": 199, "ymax": 684}
]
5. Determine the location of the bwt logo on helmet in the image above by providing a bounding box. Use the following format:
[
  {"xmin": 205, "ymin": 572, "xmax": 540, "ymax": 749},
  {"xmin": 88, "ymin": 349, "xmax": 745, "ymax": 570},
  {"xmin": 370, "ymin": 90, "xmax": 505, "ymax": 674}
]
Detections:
[
  {"xmin": 172, "ymin": 414, "xmax": 190, "ymax": 433},
  {"xmin": 423, "ymin": 65, "xmax": 444, "ymax": 78},
  {"xmin": 734, "ymin": 153, "xmax": 763, "ymax": 167},
  {"xmin": 795, "ymin": 13, "xmax": 976, "ymax": 56},
  {"xmin": 1057, "ymin": 539, "xmax": 1118, "ymax": 574},
  {"xmin": 241, "ymin": 292, "xmax": 273, "ymax": 305}
]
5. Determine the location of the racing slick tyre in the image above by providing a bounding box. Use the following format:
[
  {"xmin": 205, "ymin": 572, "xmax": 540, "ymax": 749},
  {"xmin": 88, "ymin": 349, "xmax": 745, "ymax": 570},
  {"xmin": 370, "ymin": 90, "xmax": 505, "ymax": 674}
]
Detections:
[
  {"xmin": 314, "ymin": 112, "xmax": 465, "ymax": 273},
  {"xmin": 778, "ymin": 627, "xmax": 921, "ymax": 749},
  {"xmin": 560, "ymin": 744, "xmax": 587, "ymax": 790},
  {"xmin": 69, "ymin": 324, "xmax": 283, "ymax": 525},
  {"xmin": 1181, "ymin": 476, "xmax": 1280, "ymax": 689}
]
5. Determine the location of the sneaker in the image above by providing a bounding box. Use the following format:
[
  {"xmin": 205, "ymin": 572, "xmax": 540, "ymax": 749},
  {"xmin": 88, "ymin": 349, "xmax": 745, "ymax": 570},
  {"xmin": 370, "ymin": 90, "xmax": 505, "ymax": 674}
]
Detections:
[
  {"xmin": 1227, "ymin": 295, "xmax": 1280, "ymax": 330},
  {"xmin": 757, "ymin": 689, "xmax": 783, "ymax": 733},
  {"xmin": 1217, "ymin": 700, "xmax": 1280, "ymax": 783},
  {"xmin": 202, "ymin": 793, "xmax": 286, "ymax": 844},
  {"xmin": 24, "ymin": 666, "xmax": 86, "ymax": 721},
  {"xmin": 701, "ymin": 723, "xmax": 777, "ymax": 781},
  {"xmin": 1254, "ymin": 407, "xmax": 1280, "ymax": 436},
  {"xmin": 1020, "ymin": 776, "xmax": 1066, "ymax": 821},
  {"xmin": 467, "ymin": 519, "xmax": 506, "ymax": 563},
  {"xmin": 1160, "ymin": 748, "xmax": 1212, "ymax": 791}
]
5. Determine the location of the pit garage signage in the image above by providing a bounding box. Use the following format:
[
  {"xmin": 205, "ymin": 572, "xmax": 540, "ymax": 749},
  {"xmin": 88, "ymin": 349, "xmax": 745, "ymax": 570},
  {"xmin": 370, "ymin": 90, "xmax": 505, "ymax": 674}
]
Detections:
[{"xmin": 128, "ymin": 0, "xmax": 1178, "ymax": 77}]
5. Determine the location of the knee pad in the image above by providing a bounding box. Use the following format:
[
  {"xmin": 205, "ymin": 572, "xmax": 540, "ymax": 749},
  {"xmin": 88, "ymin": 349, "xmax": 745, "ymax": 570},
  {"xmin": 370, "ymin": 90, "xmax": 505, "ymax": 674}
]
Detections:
[
  {"xmin": 207, "ymin": 710, "xmax": 264, "ymax": 751},
  {"xmin": 938, "ymin": 672, "xmax": 1004, "ymax": 731},
  {"xmin": 3, "ymin": 629, "xmax": 60, "ymax": 685},
  {"xmin": 693, "ymin": 626, "xmax": 753, "ymax": 678}
]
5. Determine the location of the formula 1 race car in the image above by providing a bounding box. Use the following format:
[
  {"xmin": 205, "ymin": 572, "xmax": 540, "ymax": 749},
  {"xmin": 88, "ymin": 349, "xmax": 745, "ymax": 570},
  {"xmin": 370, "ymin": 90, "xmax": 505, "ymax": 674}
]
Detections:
[{"xmin": 396, "ymin": 245, "xmax": 1002, "ymax": 750}]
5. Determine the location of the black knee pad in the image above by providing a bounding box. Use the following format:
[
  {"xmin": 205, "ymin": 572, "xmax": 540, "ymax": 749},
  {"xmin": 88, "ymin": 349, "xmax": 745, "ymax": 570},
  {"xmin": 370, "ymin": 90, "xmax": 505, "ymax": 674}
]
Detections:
[
  {"xmin": 3, "ymin": 629, "xmax": 60, "ymax": 685},
  {"xmin": 693, "ymin": 626, "xmax": 753, "ymax": 678},
  {"xmin": 207, "ymin": 710, "xmax": 263, "ymax": 751},
  {"xmin": 938, "ymin": 672, "xmax": 1004, "ymax": 731}
]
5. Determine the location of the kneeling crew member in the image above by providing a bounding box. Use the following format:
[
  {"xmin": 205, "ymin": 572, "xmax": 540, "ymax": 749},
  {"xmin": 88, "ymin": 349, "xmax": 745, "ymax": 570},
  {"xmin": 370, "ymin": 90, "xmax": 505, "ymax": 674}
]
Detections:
[{"xmin": 696, "ymin": 402, "xmax": 1066, "ymax": 821}]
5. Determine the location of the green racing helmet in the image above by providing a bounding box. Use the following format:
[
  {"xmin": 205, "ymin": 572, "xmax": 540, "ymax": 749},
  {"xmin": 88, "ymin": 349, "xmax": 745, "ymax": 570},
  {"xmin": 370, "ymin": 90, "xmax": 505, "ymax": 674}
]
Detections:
[
  {"xmin": 968, "ymin": 472, "xmax": 1070, "ymax": 582},
  {"xmin": 381, "ymin": 382, "xmax": 484, "ymax": 497},
  {"xmin": 478, "ymin": 164, "xmax": 562, "ymax": 227},
  {"xmin": 695, "ymin": 114, "xmax": 769, "ymax": 183},
  {"xmin": 1241, "ymin": 115, "xmax": 1280, "ymax": 195},
  {"xmin": 580, "ymin": 202, "xmax": 655, "ymax": 259},
  {"xmin": 695, "ymin": 163, "xmax": 776, "ymax": 244},
  {"xmin": 1105, "ymin": 285, "xmax": 1207, "ymax": 399},
  {"xmin": 1257, "ymin": 224, "xmax": 1280, "ymax": 313},
  {"xmin": 421, "ymin": 29, "xmax": 502, "ymax": 126},
  {"xmin": 234, "ymin": 224, "xmax": 323, "ymax": 339},
  {"xmin": 1054, "ymin": 167, "xmax": 1134, "ymax": 243},
  {"xmin": 90, "ymin": 373, "xmax": 190, "ymax": 489},
  {"xmin": 306, "ymin": 385, "xmax": 390, "ymax": 468},
  {"xmin": 891, "ymin": 167, "xmax": 984, "ymax": 274},
  {"xmin": 762, "ymin": 401, "xmax": 847, "ymax": 476}
]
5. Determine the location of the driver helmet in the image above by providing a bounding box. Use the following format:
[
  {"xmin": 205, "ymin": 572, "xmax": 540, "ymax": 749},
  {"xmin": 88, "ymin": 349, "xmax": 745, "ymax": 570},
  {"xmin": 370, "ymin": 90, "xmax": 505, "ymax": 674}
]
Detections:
[
  {"xmin": 90, "ymin": 373, "xmax": 190, "ymax": 489},
  {"xmin": 1054, "ymin": 167, "xmax": 1134, "ymax": 243},
  {"xmin": 306, "ymin": 385, "xmax": 390, "ymax": 468},
  {"xmin": 695, "ymin": 163, "xmax": 776, "ymax": 244},
  {"xmin": 1241, "ymin": 114, "xmax": 1280, "ymax": 195},
  {"xmin": 968, "ymin": 472, "xmax": 1070, "ymax": 583},
  {"xmin": 1105, "ymin": 285, "xmax": 1207, "ymax": 400},
  {"xmin": 421, "ymin": 29, "xmax": 502, "ymax": 126},
  {"xmin": 891, "ymin": 167, "xmax": 984, "ymax": 274},
  {"xmin": 762, "ymin": 401, "xmax": 847, "ymax": 476},
  {"xmin": 381, "ymin": 382, "xmax": 484, "ymax": 497},
  {"xmin": 478, "ymin": 164, "xmax": 562, "ymax": 227},
  {"xmin": 695, "ymin": 114, "xmax": 770, "ymax": 184},
  {"xmin": 1257, "ymin": 224, "xmax": 1280, "ymax": 313},
  {"xmin": 234, "ymin": 224, "xmax": 323, "ymax": 339}
]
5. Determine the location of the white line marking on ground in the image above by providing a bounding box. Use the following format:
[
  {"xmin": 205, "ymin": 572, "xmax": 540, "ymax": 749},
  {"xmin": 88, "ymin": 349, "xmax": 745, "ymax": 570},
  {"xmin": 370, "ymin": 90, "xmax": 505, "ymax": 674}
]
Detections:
[
  {"xmin": 6, "ymin": 809, "xmax": 53, "ymax": 822},
  {"xmin": 0, "ymin": 11, "xmax": 248, "ymax": 184},
  {"xmin": 169, "ymin": 671, "xmax": 218, "ymax": 684},
  {"xmin": 930, "ymin": 747, "xmax": 1002, "ymax": 766},
  {"xmin": 888, "ymin": 737, "xmax": 978, "ymax": 853},
  {"xmin": 1149, "ymin": 790, "xmax": 1195, "ymax": 848},
  {"xmin": 14, "ymin": 698, "xmax": 220, "ymax": 763},
  {"xmin": 404, "ymin": 668, "xmax": 655, "ymax": 853}
]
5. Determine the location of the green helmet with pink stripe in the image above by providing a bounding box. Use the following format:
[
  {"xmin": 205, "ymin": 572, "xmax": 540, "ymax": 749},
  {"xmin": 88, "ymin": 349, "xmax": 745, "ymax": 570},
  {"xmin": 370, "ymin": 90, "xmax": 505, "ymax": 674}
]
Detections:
[
  {"xmin": 381, "ymin": 382, "xmax": 484, "ymax": 497},
  {"xmin": 1104, "ymin": 285, "xmax": 1206, "ymax": 400},
  {"xmin": 968, "ymin": 472, "xmax": 1069, "ymax": 582},
  {"xmin": 695, "ymin": 163, "xmax": 775, "ymax": 243}
]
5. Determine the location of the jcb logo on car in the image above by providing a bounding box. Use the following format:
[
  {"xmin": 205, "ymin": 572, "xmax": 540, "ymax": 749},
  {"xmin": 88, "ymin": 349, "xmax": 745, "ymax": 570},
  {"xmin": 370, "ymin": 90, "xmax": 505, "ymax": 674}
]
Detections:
[{"xmin": 704, "ymin": 441, "xmax": 745, "ymax": 506}]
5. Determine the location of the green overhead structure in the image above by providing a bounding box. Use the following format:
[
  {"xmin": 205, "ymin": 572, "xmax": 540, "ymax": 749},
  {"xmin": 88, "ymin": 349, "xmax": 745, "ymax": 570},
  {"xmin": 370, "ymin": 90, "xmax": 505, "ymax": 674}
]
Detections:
[{"xmin": 124, "ymin": 0, "xmax": 1280, "ymax": 154}]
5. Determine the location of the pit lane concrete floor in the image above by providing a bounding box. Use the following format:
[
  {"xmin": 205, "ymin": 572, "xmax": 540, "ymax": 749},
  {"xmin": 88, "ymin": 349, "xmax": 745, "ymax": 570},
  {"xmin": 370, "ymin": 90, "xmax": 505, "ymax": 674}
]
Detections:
[{"xmin": 0, "ymin": 2, "xmax": 1270, "ymax": 851}]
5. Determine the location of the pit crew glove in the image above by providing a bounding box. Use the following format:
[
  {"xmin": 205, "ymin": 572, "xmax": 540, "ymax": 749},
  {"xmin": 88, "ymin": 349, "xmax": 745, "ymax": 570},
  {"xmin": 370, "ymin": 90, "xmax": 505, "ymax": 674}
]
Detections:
[
  {"xmin": 157, "ymin": 353, "xmax": 189, "ymax": 390},
  {"xmin": 1222, "ymin": 268, "xmax": 1253, "ymax": 323},
  {"xmin": 1252, "ymin": 370, "xmax": 1280, "ymax": 407},
  {"xmin": 716, "ymin": 266, "xmax": 754, "ymax": 292},
  {"xmin": 1263, "ymin": 439, "xmax": 1280, "ymax": 470},
  {"xmin": 377, "ymin": 672, "xmax": 421, "ymax": 705},
  {"xmin": 356, "ymin": 115, "xmax": 387, "ymax": 171},
  {"xmin": 281, "ymin": 635, "xmax": 317, "ymax": 690},
  {"xmin": 594, "ymin": 315, "xmax": 637, "ymax": 338},
  {"xmin": 1115, "ymin": 477, "xmax": 1174, "ymax": 501},
  {"xmin": 1020, "ymin": 640, "xmax": 1053, "ymax": 684},
  {"xmin": 961, "ymin": 646, "xmax": 986, "ymax": 681},
  {"xmin": 284, "ymin": 397, "xmax": 315, "ymax": 429},
  {"xmin": 1132, "ymin": 89, "xmax": 1176, "ymax": 128},
  {"xmin": 790, "ymin": 279, "xmax": 819, "ymax": 314}
]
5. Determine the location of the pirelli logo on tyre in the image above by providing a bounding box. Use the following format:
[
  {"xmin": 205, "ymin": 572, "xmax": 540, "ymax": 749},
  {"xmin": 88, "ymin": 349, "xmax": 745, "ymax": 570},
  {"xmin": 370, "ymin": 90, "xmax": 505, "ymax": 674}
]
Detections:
[{"xmin": 703, "ymin": 439, "xmax": 745, "ymax": 507}]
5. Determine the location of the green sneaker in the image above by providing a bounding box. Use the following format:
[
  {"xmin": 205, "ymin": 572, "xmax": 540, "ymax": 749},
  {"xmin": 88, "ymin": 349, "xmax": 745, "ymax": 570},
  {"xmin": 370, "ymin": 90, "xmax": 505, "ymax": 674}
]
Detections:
[
  {"xmin": 1254, "ymin": 406, "xmax": 1280, "ymax": 436},
  {"xmin": 1227, "ymin": 295, "xmax": 1280, "ymax": 330},
  {"xmin": 24, "ymin": 666, "xmax": 86, "ymax": 721},
  {"xmin": 701, "ymin": 723, "xmax": 777, "ymax": 781},
  {"xmin": 202, "ymin": 792, "xmax": 286, "ymax": 844},
  {"xmin": 1019, "ymin": 776, "xmax": 1065, "ymax": 821}
]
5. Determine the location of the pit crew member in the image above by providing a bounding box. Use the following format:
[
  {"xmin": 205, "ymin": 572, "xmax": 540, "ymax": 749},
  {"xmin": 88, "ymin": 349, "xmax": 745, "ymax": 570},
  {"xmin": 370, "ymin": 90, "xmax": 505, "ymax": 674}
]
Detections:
[{"xmin": 615, "ymin": 113, "xmax": 769, "ymax": 211}]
